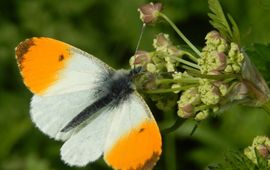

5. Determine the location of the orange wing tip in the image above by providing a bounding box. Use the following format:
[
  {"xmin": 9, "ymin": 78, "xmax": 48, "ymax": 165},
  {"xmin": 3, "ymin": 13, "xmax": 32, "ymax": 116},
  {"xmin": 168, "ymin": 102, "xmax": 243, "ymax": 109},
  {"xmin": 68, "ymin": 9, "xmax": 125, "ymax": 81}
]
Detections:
[
  {"xmin": 15, "ymin": 38, "xmax": 36, "ymax": 67},
  {"xmin": 15, "ymin": 37, "xmax": 71, "ymax": 94},
  {"xmin": 137, "ymin": 152, "xmax": 160, "ymax": 170},
  {"xmin": 104, "ymin": 120, "xmax": 162, "ymax": 170}
]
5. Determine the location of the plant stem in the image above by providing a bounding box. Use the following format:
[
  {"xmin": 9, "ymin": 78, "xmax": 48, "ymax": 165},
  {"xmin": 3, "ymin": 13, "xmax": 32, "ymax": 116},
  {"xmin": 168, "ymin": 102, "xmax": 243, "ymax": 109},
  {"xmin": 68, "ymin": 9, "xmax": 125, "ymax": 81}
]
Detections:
[
  {"xmin": 163, "ymin": 111, "xmax": 177, "ymax": 170},
  {"xmin": 156, "ymin": 78, "xmax": 199, "ymax": 84},
  {"xmin": 169, "ymin": 56, "xmax": 200, "ymax": 69},
  {"xmin": 158, "ymin": 12, "xmax": 201, "ymax": 57},
  {"xmin": 182, "ymin": 65, "xmax": 202, "ymax": 73},
  {"xmin": 194, "ymin": 104, "xmax": 213, "ymax": 112},
  {"xmin": 144, "ymin": 85, "xmax": 196, "ymax": 94},
  {"xmin": 183, "ymin": 51, "xmax": 198, "ymax": 63},
  {"xmin": 187, "ymin": 70, "xmax": 239, "ymax": 80}
]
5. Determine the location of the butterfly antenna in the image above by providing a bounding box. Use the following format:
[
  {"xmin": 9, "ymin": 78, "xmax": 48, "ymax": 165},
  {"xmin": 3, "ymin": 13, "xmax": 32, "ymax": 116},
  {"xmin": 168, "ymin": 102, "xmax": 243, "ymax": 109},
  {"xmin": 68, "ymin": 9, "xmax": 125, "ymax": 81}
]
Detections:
[{"xmin": 135, "ymin": 23, "xmax": 146, "ymax": 54}]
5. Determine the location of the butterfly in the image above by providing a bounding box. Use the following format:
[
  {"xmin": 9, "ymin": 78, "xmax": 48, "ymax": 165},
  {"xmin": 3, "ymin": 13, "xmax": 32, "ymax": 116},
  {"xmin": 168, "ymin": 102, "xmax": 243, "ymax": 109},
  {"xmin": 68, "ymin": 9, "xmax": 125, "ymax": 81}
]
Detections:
[{"xmin": 15, "ymin": 37, "xmax": 162, "ymax": 170}]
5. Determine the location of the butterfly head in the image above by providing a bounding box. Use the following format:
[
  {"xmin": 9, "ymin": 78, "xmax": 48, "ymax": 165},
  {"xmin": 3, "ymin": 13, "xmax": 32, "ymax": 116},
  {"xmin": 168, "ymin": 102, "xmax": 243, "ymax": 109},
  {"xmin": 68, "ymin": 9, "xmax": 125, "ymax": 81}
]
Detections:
[{"xmin": 129, "ymin": 66, "xmax": 145, "ymax": 79}]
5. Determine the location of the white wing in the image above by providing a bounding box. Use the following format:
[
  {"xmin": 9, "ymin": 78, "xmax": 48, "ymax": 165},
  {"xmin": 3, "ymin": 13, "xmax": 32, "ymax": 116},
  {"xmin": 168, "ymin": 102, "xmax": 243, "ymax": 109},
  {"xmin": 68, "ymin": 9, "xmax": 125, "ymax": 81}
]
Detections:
[
  {"xmin": 60, "ymin": 93, "xmax": 162, "ymax": 168},
  {"xmin": 60, "ymin": 105, "xmax": 116, "ymax": 166},
  {"xmin": 31, "ymin": 90, "xmax": 98, "ymax": 141}
]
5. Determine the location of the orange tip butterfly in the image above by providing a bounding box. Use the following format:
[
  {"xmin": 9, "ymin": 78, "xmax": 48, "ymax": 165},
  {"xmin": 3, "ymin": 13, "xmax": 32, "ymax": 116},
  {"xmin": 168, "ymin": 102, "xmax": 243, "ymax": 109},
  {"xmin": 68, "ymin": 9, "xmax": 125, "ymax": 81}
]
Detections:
[{"xmin": 15, "ymin": 37, "xmax": 162, "ymax": 170}]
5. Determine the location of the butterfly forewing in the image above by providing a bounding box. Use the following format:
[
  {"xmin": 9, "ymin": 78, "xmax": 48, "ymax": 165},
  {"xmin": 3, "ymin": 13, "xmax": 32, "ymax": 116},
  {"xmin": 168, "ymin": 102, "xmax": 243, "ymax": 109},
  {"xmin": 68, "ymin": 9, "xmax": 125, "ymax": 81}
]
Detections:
[{"xmin": 16, "ymin": 37, "xmax": 113, "ymax": 140}]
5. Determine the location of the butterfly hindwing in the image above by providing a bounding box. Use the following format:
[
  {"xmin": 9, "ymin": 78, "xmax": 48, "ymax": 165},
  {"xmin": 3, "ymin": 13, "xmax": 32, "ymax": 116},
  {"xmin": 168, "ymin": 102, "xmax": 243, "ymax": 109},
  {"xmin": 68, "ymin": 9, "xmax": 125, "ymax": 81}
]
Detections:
[
  {"xmin": 31, "ymin": 90, "xmax": 99, "ymax": 141},
  {"xmin": 60, "ymin": 93, "xmax": 162, "ymax": 168},
  {"xmin": 103, "ymin": 93, "xmax": 162, "ymax": 170},
  {"xmin": 60, "ymin": 102, "xmax": 117, "ymax": 166}
]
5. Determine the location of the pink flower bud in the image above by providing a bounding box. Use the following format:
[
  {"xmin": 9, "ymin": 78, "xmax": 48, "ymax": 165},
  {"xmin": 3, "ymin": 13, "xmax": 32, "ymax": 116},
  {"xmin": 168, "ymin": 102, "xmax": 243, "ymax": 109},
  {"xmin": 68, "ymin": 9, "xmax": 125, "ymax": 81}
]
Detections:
[
  {"xmin": 205, "ymin": 30, "xmax": 221, "ymax": 40},
  {"xmin": 179, "ymin": 103, "xmax": 194, "ymax": 118},
  {"xmin": 216, "ymin": 52, "xmax": 227, "ymax": 70},
  {"xmin": 153, "ymin": 33, "xmax": 171, "ymax": 49},
  {"xmin": 257, "ymin": 145, "xmax": 269, "ymax": 158},
  {"xmin": 138, "ymin": 2, "xmax": 162, "ymax": 24},
  {"xmin": 133, "ymin": 51, "xmax": 151, "ymax": 66}
]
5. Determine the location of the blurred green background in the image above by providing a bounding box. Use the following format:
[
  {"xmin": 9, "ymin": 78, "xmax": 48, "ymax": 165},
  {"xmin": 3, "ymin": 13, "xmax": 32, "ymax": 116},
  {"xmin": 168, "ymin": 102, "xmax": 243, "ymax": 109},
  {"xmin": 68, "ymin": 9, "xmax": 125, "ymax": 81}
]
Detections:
[{"xmin": 1, "ymin": 0, "xmax": 270, "ymax": 170}]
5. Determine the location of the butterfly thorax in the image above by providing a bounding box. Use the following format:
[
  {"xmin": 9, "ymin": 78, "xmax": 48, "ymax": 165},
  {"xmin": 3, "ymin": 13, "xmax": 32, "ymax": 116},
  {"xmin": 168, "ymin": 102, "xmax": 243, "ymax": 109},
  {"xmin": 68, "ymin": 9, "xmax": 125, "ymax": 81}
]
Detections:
[{"xmin": 103, "ymin": 69, "xmax": 134, "ymax": 103}]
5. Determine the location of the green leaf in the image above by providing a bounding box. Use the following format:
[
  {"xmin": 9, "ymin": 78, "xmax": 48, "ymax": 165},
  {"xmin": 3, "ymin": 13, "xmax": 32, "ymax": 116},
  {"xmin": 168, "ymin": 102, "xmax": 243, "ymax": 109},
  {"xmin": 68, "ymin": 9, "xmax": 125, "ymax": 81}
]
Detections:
[
  {"xmin": 208, "ymin": 0, "xmax": 240, "ymax": 43},
  {"xmin": 227, "ymin": 14, "xmax": 240, "ymax": 43},
  {"xmin": 208, "ymin": 0, "xmax": 232, "ymax": 39},
  {"xmin": 207, "ymin": 150, "xmax": 259, "ymax": 170}
]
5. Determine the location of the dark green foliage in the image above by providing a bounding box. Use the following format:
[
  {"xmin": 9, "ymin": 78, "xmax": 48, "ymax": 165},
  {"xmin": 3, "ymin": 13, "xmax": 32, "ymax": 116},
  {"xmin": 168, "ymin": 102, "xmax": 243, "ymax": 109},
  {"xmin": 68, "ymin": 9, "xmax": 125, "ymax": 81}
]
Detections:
[
  {"xmin": 207, "ymin": 150, "xmax": 269, "ymax": 170},
  {"xmin": 245, "ymin": 44, "xmax": 270, "ymax": 86}
]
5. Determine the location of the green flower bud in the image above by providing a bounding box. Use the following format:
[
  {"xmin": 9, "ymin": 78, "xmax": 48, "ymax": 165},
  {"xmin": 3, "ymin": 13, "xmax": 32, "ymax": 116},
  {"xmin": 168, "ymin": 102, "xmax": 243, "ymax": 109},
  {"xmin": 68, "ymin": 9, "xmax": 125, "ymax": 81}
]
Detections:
[
  {"xmin": 146, "ymin": 63, "xmax": 157, "ymax": 73},
  {"xmin": 228, "ymin": 42, "xmax": 239, "ymax": 57},
  {"xmin": 181, "ymin": 87, "xmax": 201, "ymax": 105},
  {"xmin": 199, "ymin": 51, "xmax": 227, "ymax": 74},
  {"xmin": 224, "ymin": 65, "xmax": 233, "ymax": 73},
  {"xmin": 217, "ymin": 42, "xmax": 228, "ymax": 52},
  {"xmin": 238, "ymin": 53, "xmax": 244, "ymax": 63},
  {"xmin": 138, "ymin": 2, "xmax": 162, "ymax": 24},
  {"xmin": 205, "ymin": 31, "xmax": 221, "ymax": 45},
  {"xmin": 199, "ymin": 79, "xmax": 221, "ymax": 105},
  {"xmin": 223, "ymin": 42, "xmax": 244, "ymax": 73},
  {"xmin": 204, "ymin": 31, "xmax": 228, "ymax": 52},
  {"xmin": 214, "ymin": 81, "xmax": 228, "ymax": 96},
  {"xmin": 164, "ymin": 56, "xmax": 177, "ymax": 72},
  {"xmin": 166, "ymin": 61, "xmax": 175, "ymax": 72},
  {"xmin": 232, "ymin": 64, "xmax": 241, "ymax": 73},
  {"xmin": 194, "ymin": 109, "xmax": 209, "ymax": 121},
  {"xmin": 171, "ymin": 84, "xmax": 181, "ymax": 93}
]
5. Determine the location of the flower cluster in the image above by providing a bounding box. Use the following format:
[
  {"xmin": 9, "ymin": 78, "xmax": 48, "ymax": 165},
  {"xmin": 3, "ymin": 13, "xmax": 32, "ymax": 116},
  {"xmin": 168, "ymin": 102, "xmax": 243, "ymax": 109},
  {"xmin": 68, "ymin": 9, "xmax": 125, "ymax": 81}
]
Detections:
[
  {"xmin": 244, "ymin": 136, "xmax": 270, "ymax": 166},
  {"xmin": 199, "ymin": 31, "xmax": 244, "ymax": 75},
  {"xmin": 133, "ymin": 2, "xmax": 269, "ymax": 121},
  {"xmin": 130, "ymin": 30, "xmax": 248, "ymax": 120}
]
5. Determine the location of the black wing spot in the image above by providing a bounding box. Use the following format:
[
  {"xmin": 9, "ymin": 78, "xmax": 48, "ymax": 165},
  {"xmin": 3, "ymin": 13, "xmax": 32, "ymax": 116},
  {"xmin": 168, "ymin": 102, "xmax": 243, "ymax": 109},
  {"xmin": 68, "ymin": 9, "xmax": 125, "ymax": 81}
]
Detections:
[
  {"xmin": 139, "ymin": 128, "xmax": 145, "ymax": 133},
  {"xmin": 58, "ymin": 54, "xmax": 64, "ymax": 61}
]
